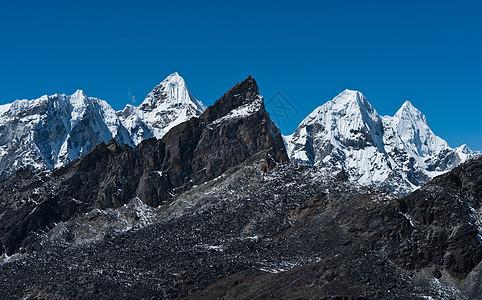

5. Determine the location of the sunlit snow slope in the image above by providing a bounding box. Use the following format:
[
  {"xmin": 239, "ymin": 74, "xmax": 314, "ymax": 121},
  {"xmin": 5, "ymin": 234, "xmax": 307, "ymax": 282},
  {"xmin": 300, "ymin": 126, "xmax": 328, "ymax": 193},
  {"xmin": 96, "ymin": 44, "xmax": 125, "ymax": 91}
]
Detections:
[
  {"xmin": 284, "ymin": 89, "xmax": 479, "ymax": 194},
  {"xmin": 0, "ymin": 73, "xmax": 206, "ymax": 180},
  {"xmin": 117, "ymin": 72, "xmax": 206, "ymax": 144}
]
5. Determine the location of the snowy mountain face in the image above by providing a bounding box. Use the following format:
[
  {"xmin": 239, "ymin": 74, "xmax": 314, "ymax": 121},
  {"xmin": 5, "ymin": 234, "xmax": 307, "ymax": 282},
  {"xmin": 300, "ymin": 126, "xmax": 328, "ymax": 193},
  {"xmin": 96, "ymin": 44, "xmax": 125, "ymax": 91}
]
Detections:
[
  {"xmin": 117, "ymin": 72, "xmax": 206, "ymax": 144},
  {"xmin": 0, "ymin": 73, "xmax": 206, "ymax": 181},
  {"xmin": 0, "ymin": 74, "xmax": 477, "ymax": 195},
  {"xmin": 0, "ymin": 90, "xmax": 133, "ymax": 180},
  {"xmin": 285, "ymin": 89, "xmax": 479, "ymax": 195}
]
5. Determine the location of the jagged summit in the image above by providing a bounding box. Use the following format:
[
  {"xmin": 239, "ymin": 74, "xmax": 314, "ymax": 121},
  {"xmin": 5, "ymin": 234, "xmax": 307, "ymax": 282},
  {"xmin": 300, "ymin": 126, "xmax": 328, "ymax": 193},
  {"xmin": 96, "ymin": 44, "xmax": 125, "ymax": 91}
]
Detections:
[
  {"xmin": 201, "ymin": 75, "xmax": 259, "ymax": 122},
  {"xmin": 304, "ymin": 89, "xmax": 379, "ymax": 132},
  {"xmin": 140, "ymin": 72, "xmax": 205, "ymax": 111},
  {"xmin": 401, "ymin": 99, "xmax": 415, "ymax": 109},
  {"xmin": 329, "ymin": 89, "xmax": 373, "ymax": 110},
  {"xmin": 389, "ymin": 100, "xmax": 456, "ymax": 164},
  {"xmin": 394, "ymin": 100, "xmax": 427, "ymax": 123},
  {"xmin": 335, "ymin": 89, "xmax": 366, "ymax": 102},
  {"xmin": 117, "ymin": 72, "xmax": 206, "ymax": 144},
  {"xmin": 285, "ymin": 90, "xmax": 477, "ymax": 194}
]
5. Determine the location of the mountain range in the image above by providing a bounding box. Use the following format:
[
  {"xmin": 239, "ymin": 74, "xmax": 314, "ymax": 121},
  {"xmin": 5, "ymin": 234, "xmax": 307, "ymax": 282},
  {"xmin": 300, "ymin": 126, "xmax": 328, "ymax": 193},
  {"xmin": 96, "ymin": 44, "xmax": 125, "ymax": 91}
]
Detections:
[
  {"xmin": 0, "ymin": 76, "xmax": 481, "ymax": 299},
  {"xmin": 0, "ymin": 72, "xmax": 204, "ymax": 180},
  {"xmin": 284, "ymin": 89, "xmax": 478, "ymax": 194},
  {"xmin": 0, "ymin": 73, "xmax": 478, "ymax": 194}
]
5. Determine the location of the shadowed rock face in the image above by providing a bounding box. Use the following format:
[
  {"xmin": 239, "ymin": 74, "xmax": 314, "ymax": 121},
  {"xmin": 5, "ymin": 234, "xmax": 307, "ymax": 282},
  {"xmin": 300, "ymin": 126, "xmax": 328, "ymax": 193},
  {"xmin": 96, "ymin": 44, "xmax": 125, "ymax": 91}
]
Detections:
[
  {"xmin": 391, "ymin": 157, "xmax": 482, "ymax": 278},
  {"xmin": 161, "ymin": 75, "xmax": 288, "ymax": 187},
  {"xmin": 0, "ymin": 139, "xmax": 170, "ymax": 255},
  {"xmin": 201, "ymin": 76, "xmax": 259, "ymax": 123},
  {"xmin": 0, "ymin": 76, "xmax": 288, "ymax": 256}
]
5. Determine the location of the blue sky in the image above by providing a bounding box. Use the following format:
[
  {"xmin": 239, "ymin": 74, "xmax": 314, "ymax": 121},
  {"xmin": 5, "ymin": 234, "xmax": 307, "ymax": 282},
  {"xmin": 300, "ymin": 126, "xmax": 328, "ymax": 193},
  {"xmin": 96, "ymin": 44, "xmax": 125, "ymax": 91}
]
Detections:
[{"xmin": 1, "ymin": 0, "xmax": 481, "ymax": 150}]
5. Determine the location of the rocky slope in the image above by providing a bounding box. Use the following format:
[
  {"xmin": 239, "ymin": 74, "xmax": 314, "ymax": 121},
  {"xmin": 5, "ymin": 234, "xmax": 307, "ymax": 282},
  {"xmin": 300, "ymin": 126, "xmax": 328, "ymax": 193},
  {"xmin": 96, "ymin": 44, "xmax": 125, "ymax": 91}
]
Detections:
[
  {"xmin": 284, "ymin": 89, "xmax": 478, "ymax": 195},
  {"xmin": 0, "ymin": 73, "xmax": 205, "ymax": 181},
  {"xmin": 1, "ymin": 152, "xmax": 481, "ymax": 299},
  {"xmin": 0, "ymin": 77, "xmax": 480, "ymax": 299}
]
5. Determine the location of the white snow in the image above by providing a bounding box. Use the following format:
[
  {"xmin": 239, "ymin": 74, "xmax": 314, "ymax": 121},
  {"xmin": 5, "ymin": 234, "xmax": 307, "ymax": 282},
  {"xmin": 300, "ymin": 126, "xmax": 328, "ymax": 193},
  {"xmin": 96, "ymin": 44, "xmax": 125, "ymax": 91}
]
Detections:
[
  {"xmin": 284, "ymin": 90, "xmax": 477, "ymax": 194},
  {"xmin": 202, "ymin": 244, "xmax": 224, "ymax": 251},
  {"xmin": 211, "ymin": 94, "xmax": 263, "ymax": 125},
  {"xmin": 0, "ymin": 91, "xmax": 132, "ymax": 177},
  {"xmin": 0, "ymin": 72, "xmax": 206, "ymax": 179},
  {"xmin": 400, "ymin": 212, "xmax": 417, "ymax": 229},
  {"xmin": 117, "ymin": 72, "xmax": 206, "ymax": 144}
]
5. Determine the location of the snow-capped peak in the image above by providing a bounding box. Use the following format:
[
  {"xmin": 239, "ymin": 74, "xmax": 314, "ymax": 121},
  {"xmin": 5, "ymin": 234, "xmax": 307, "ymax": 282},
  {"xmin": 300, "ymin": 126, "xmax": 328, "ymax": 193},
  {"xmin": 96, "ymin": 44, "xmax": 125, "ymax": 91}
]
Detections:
[
  {"xmin": 0, "ymin": 91, "xmax": 133, "ymax": 180},
  {"xmin": 301, "ymin": 89, "xmax": 383, "ymax": 149},
  {"xmin": 117, "ymin": 72, "xmax": 207, "ymax": 144},
  {"xmin": 332, "ymin": 89, "xmax": 374, "ymax": 110},
  {"xmin": 389, "ymin": 100, "xmax": 448, "ymax": 157},
  {"xmin": 284, "ymin": 90, "xmax": 476, "ymax": 195},
  {"xmin": 72, "ymin": 89, "xmax": 86, "ymax": 98},
  {"xmin": 336, "ymin": 89, "xmax": 366, "ymax": 103},
  {"xmin": 286, "ymin": 89, "xmax": 386, "ymax": 181},
  {"xmin": 319, "ymin": 89, "xmax": 377, "ymax": 120},
  {"xmin": 455, "ymin": 144, "xmax": 480, "ymax": 162},
  {"xmin": 139, "ymin": 72, "xmax": 206, "ymax": 113},
  {"xmin": 401, "ymin": 100, "xmax": 414, "ymax": 109},
  {"xmin": 1, "ymin": 72, "xmax": 207, "ymax": 180},
  {"xmin": 394, "ymin": 100, "xmax": 428, "ymax": 125},
  {"xmin": 456, "ymin": 144, "xmax": 471, "ymax": 153}
]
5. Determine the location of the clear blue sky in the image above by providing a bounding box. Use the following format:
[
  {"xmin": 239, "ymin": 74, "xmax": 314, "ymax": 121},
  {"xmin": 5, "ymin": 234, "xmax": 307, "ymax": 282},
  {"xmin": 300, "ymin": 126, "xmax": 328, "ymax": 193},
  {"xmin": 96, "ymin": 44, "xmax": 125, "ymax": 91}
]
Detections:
[{"xmin": 1, "ymin": 0, "xmax": 481, "ymax": 150}]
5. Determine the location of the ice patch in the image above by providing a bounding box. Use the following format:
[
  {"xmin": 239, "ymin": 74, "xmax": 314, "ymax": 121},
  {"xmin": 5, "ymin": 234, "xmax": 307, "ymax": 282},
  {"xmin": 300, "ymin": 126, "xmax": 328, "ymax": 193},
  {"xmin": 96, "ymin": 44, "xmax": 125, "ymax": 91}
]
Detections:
[{"xmin": 211, "ymin": 95, "xmax": 263, "ymax": 126}]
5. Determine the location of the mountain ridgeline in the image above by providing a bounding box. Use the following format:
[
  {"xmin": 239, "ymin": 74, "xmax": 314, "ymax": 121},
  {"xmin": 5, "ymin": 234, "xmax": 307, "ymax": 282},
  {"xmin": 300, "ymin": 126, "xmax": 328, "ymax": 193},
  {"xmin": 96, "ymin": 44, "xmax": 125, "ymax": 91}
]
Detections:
[
  {"xmin": 0, "ymin": 76, "xmax": 288, "ymax": 256},
  {"xmin": 0, "ymin": 73, "xmax": 204, "ymax": 181},
  {"xmin": 0, "ymin": 75, "xmax": 481, "ymax": 299},
  {"xmin": 0, "ymin": 74, "xmax": 477, "ymax": 193},
  {"xmin": 285, "ymin": 89, "xmax": 477, "ymax": 195}
]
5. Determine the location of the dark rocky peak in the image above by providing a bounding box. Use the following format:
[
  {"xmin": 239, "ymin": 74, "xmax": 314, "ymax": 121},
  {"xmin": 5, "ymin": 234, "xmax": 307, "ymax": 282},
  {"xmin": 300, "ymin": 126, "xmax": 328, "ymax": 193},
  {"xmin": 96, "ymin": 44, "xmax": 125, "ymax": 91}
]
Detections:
[
  {"xmin": 71, "ymin": 139, "xmax": 130, "ymax": 172},
  {"xmin": 201, "ymin": 76, "xmax": 259, "ymax": 123},
  {"xmin": 162, "ymin": 76, "xmax": 288, "ymax": 187}
]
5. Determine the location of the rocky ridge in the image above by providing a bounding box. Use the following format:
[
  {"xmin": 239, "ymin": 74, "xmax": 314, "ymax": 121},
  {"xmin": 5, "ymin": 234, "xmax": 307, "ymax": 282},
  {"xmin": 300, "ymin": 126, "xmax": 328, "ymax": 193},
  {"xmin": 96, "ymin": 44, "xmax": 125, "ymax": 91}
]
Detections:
[{"xmin": 1, "ymin": 153, "xmax": 481, "ymax": 299}]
